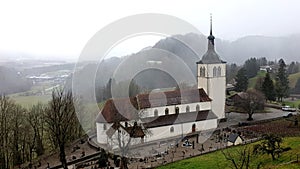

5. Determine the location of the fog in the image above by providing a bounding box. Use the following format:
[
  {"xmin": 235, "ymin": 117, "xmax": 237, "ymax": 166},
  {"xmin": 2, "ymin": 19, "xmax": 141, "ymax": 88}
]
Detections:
[{"xmin": 0, "ymin": 0, "xmax": 300, "ymax": 61}]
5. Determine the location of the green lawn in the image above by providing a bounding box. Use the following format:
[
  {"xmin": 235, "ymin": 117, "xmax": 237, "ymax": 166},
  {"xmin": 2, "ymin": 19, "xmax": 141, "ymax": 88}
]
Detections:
[
  {"xmin": 9, "ymin": 94, "xmax": 51, "ymax": 108},
  {"xmin": 248, "ymin": 71, "xmax": 300, "ymax": 90},
  {"xmin": 157, "ymin": 137, "xmax": 300, "ymax": 169},
  {"xmin": 248, "ymin": 71, "xmax": 266, "ymax": 89},
  {"xmin": 284, "ymin": 100, "xmax": 300, "ymax": 108}
]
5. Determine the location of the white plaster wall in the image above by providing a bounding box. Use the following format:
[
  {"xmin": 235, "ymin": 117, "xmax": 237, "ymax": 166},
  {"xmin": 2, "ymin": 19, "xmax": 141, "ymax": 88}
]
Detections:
[
  {"xmin": 198, "ymin": 78, "xmax": 208, "ymax": 93},
  {"xmin": 96, "ymin": 119, "xmax": 217, "ymax": 145},
  {"xmin": 208, "ymin": 77, "xmax": 226, "ymax": 119},
  {"xmin": 96, "ymin": 122, "xmax": 112, "ymax": 144},
  {"xmin": 144, "ymin": 119, "xmax": 217, "ymax": 142},
  {"xmin": 142, "ymin": 102, "xmax": 211, "ymax": 118},
  {"xmin": 235, "ymin": 137, "xmax": 243, "ymax": 145}
]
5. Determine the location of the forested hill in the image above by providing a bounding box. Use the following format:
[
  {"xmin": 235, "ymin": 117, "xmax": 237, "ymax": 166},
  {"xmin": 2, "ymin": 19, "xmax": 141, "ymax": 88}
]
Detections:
[
  {"xmin": 72, "ymin": 33, "xmax": 300, "ymax": 101},
  {"xmin": 0, "ymin": 66, "xmax": 32, "ymax": 95}
]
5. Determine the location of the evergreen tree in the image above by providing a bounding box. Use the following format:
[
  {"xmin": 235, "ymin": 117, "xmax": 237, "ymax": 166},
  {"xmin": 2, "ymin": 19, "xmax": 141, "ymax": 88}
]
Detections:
[
  {"xmin": 262, "ymin": 72, "xmax": 276, "ymax": 101},
  {"xmin": 234, "ymin": 68, "xmax": 248, "ymax": 92},
  {"xmin": 244, "ymin": 58, "xmax": 259, "ymax": 78},
  {"xmin": 287, "ymin": 61, "xmax": 300, "ymax": 75},
  {"xmin": 275, "ymin": 59, "xmax": 289, "ymax": 102},
  {"xmin": 226, "ymin": 63, "xmax": 239, "ymax": 83}
]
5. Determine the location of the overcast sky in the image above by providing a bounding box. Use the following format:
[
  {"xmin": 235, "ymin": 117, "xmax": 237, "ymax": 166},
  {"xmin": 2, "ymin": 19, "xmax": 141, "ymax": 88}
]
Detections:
[{"xmin": 0, "ymin": 0, "xmax": 299, "ymax": 61}]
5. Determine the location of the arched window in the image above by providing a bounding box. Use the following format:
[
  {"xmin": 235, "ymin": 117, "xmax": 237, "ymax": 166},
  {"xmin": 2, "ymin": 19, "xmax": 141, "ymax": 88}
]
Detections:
[
  {"xmin": 196, "ymin": 104, "xmax": 200, "ymax": 112},
  {"xmin": 154, "ymin": 109, "xmax": 158, "ymax": 117},
  {"xmin": 200, "ymin": 67, "xmax": 206, "ymax": 77},
  {"xmin": 186, "ymin": 105, "xmax": 190, "ymax": 112},
  {"xmin": 170, "ymin": 126, "xmax": 174, "ymax": 133},
  {"xmin": 192, "ymin": 124, "xmax": 196, "ymax": 132},
  {"xmin": 103, "ymin": 124, "xmax": 107, "ymax": 130},
  {"xmin": 213, "ymin": 67, "xmax": 217, "ymax": 77},
  {"xmin": 218, "ymin": 66, "xmax": 221, "ymax": 77},
  {"xmin": 175, "ymin": 107, "xmax": 179, "ymax": 114},
  {"xmin": 165, "ymin": 108, "xmax": 169, "ymax": 115},
  {"xmin": 200, "ymin": 67, "xmax": 203, "ymax": 77}
]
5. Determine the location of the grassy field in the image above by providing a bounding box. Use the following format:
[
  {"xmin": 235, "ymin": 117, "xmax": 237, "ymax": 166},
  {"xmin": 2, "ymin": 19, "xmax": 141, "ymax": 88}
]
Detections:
[
  {"xmin": 9, "ymin": 94, "xmax": 51, "ymax": 108},
  {"xmin": 249, "ymin": 71, "xmax": 300, "ymax": 90},
  {"xmin": 284, "ymin": 100, "xmax": 300, "ymax": 108},
  {"xmin": 157, "ymin": 137, "xmax": 300, "ymax": 169},
  {"xmin": 248, "ymin": 71, "xmax": 266, "ymax": 89}
]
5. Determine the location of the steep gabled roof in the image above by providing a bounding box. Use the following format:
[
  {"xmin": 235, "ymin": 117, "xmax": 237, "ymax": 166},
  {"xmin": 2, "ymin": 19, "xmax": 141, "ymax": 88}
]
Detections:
[
  {"xmin": 136, "ymin": 88, "xmax": 211, "ymax": 109},
  {"xmin": 96, "ymin": 97, "xmax": 138, "ymax": 123},
  {"xmin": 96, "ymin": 88, "xmax": 212, "ymax": 124},
  {"xmin": 227, "ymin": 133, "xmax": 243, "ymax": 143},
  {"xmin": 142, "ymin": 110, "xmax": 217, "ymax": 128},
  {"xmin": 197, "ymin": 14, "xmax": 225, "ymax": 64},
  {"xmin": 106, "ymin": 123, "xmax": 145, "ymax": 138}
]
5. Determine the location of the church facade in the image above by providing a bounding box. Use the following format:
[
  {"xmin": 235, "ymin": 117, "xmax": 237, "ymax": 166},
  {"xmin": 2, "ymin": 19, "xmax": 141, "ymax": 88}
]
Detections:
[{"xmin": 96, "ymin": 18, "xmax": 226, "ymax": 147}]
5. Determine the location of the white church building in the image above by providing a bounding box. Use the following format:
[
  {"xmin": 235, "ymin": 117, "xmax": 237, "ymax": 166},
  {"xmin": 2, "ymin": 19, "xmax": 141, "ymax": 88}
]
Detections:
[{"xmin": 96, "ymin": 18, "xmax": 226, "ymax": 147}]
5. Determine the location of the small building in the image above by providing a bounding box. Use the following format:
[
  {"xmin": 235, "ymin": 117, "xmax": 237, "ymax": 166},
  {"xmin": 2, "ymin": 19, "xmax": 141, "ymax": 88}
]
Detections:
[
  {"xmin": 227, "ymin": 133, "xmax": 243, "ymax": 146},
  {"xmin": 227, "ymin": 92, "xmax": 248, "ymax": 106}
]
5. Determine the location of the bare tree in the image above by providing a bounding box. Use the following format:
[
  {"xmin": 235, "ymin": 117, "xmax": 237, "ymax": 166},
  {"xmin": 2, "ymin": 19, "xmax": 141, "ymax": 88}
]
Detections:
[
  {"xmin": 26, "ymin": 103, "xmax": 46, "ymax": 162},
  {"xmin": 45, "ymin": 88, "xmax": 83, "ymax": 169},
  {"xmin": 253, "ymin": 134, "xmax": 283, "ymax": 161},
  {"xmin": 236, "ymin": 89, "xmax": 265, "ymax": 121},
  {"xmin": 0, "ymin": 95, "xmax": 15, "ymax": 168},
  {"xmin": 222, "ymin": 146, "xmax": 260, "ymax": 169}
]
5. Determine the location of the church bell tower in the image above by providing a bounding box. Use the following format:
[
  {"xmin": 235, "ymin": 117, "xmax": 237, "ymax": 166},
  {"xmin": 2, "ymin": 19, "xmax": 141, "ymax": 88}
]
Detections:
[{"xmin": 197, "ymin": 14, "xmax": 226, "ymax": 119}]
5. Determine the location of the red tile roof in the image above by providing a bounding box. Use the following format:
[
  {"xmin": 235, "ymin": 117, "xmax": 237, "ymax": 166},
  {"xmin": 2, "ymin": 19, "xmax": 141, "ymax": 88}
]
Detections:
[
  {"xmin": 96, "ymin": 88, "xmax": 212, "ymax": 123},
  {"xmin": 142, "ymin": 110, "xmax": 217, "ymax": 128},
  {"xmin": 96, "ymin": 97, "xmax": 138, "ymax": 123},
  {"xmin": 105, "ymin": 123, "xmax": 145, "ymax": 138},
  {"xmin": 136, "ymin": 88, "xmax": 211, "ymax": 109}
]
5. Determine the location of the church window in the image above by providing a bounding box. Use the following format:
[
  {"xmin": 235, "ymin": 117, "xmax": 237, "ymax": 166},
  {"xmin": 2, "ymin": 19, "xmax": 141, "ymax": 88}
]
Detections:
[
  {"xmin": 218, "ymin": 66, "xmax": 221, "ymax": 77},
  {"xmin": 196, "ymin": 104, "xmax": 200, "ymax": 112},
  {"xmin": 200, "ymin": 67, "xmax": 203, "ymax": 77},
  {"xmin": 103, "ymin": 124, "xmax": 107, "ymax": 130},
  {"xmin": 200, "ymin": 67, "xmax": 206, "ymax": 77},
  {"xmin": 154, "ymin": 109, "xmax": 158, "ymax": 117},
  {"xmin": 165, "ymin": 108, "xmax": 169, "ymax": 115},
  {"xmin": 213, "ymin": 67, "xmax": 217, "ymax": 77},
  {"xmin": 175, "ymin": 107, "xmax": 179, "ymax": 114},
  {"xmin": 186, "ymin": 105, "xmax": 190, "ymax": 112},
  {"xmin": 170, "ymin": 126, "xmax": 174, "ymax": 133}
]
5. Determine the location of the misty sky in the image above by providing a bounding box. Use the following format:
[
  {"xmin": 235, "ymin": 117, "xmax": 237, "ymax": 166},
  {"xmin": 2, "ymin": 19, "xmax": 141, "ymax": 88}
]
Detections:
[{"xmin": 0, "ymin": 0, "xmax": 299, "ymax": 61}]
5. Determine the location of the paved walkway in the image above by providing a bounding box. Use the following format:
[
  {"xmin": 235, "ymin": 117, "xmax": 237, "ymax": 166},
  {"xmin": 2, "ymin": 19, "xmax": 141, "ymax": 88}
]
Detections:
[{"xmin": 220, "ymin": 107, "xmax": 287, "ymax": 128}]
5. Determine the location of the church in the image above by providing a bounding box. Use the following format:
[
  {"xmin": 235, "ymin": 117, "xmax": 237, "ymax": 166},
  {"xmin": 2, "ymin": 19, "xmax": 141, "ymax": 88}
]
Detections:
[{"xmin": 96, "ymin": 18, "xmax": 226, "ymax": 147}]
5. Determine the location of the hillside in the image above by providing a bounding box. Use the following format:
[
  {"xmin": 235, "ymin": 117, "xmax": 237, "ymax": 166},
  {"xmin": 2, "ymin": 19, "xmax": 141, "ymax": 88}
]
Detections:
[
  {"xmin": 0, "ymin": 66, "xmax": 32, "ymax": 94},
  {"xmin": 249, "ymin": 71, "xmax": 300, "ymax": 90},
  {"xmin": 289, "ymin": 72, "xmax": 300, "ymax": 88},
  {"xmin": 157, "ymin": 137, "xmax": 300, "ymax": 169},
  {"xmin": 70, "ymin": 33, "xmax": 300, "ymax": 100}
]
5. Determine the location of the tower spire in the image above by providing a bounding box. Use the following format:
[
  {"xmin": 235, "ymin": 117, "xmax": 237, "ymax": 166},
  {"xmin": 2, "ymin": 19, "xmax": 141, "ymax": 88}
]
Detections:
[
  {"xmin": 207, "ymin": 13, "xmax": 215, "ymax": 46},
  {"xmin": 210, "ymin": 13, "xmax": 213, "ymax": 36}
]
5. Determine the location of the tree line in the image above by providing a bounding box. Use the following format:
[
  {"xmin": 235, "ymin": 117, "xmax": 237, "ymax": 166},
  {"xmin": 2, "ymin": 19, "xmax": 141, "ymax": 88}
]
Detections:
[
  {"xmin": 229, "ymin": 57, "xmax": 297, "ymax": 102},
  {"xmin": 0, "ymin": 89, "xmax": 83, "ymax": 169}
]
